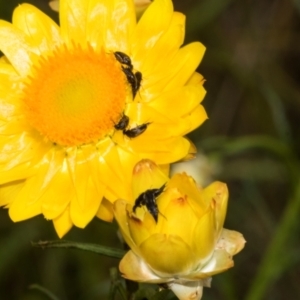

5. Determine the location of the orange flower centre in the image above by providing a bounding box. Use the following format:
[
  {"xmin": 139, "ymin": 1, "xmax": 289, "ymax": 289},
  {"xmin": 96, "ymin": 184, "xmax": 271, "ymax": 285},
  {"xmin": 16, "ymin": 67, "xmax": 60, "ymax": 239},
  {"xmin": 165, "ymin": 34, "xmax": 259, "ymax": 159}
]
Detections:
[{"xmin": 22, "ymin": 44, "xmax": 127, "ymax": 146}]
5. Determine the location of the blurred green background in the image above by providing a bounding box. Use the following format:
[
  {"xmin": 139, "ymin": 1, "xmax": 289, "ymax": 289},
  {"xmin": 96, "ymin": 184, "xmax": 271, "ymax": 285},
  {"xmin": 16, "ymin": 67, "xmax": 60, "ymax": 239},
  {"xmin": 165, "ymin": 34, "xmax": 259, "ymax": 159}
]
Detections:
[{"xmin": 0, "ymin": 0, "xmax": 300, "ymax": 299}]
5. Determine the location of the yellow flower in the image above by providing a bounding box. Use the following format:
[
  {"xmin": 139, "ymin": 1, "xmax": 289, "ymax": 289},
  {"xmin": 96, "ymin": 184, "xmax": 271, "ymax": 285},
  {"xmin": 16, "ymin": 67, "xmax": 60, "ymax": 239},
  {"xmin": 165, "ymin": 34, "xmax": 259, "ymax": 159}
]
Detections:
[
  {"xmin": 114, "ymin": 160, "xmax": 245, "ymax": 300},
  {"xmin": 0, "ymin": 0, "xmax": 207, "ymax": 237}
]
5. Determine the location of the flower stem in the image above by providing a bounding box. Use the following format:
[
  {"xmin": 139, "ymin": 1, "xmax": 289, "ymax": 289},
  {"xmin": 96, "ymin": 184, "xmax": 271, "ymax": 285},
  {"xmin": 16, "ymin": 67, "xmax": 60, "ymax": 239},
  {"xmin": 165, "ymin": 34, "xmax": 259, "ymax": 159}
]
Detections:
[
  {"xmin": 109, "ymin": 267, "xmax": 127, "ymax": 300},
  {"xmin": 28, "ymin": 284, "xmax": 60, "ymax": 300},
  {"xmin": 31, "ymin": 240, "xmax": 125, "ymax": 259}
]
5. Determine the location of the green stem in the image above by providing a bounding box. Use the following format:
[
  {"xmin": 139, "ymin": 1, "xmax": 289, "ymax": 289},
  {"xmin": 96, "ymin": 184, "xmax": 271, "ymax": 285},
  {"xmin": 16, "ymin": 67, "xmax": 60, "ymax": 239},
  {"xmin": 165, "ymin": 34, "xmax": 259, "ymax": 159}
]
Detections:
[
  {"xmin": 31, "ymin": 240, "xmax": 125, "ymax": 259},
  {"xmin": 245, "ymin": 178, "xmax": 300, "ymax": 300},
  {"xmin": 28, "ymin": 284, "xmax": 60, "ymax": 300},
  {"xmin": 109, "ymin": 268, "xmax": 127, "ymax": 300},
  {"xmin": 125, "ymin": 279, "xmax": 139, "ymax": 300}
]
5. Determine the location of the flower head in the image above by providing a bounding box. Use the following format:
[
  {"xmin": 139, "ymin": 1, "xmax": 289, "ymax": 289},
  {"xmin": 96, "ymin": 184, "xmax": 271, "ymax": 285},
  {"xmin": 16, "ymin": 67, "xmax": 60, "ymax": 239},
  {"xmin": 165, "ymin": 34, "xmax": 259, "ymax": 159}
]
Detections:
[
  {"xmin": 0, "ymin": 0, "xmax": 207, "ymax": 237},
  {"xmin": 114, "ymin": 160, "xmax": 245, "ymax": 300}
]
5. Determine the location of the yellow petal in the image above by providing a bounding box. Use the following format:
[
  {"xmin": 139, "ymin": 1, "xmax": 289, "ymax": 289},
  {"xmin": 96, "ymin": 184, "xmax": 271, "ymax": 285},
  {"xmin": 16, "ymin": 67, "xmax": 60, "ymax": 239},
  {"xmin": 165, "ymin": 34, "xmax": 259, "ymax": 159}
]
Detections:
[
  {"xmin": 132, "ymin": 159, "xmax": 168, "ymax": 200},
  {"xmin": 0, "ymin": 180, "xmax": 25, "ymax": 207},
  {"xmin": 0, "ymin": 20, "xmax": 37, "ymax": 76},
  {"xmin": 8, "ymin": 176, "xmax": 43, "ymax": 221},
  {"xmin": 0, "ymin": 67, "xmax": 25, "ymax": 129},
  {"xmin": 134, "ymin": 0, "xmax": 152, "ymax": 19},
  {"xmin": 186, "ymin": 72, "xmax": 204, "ymax": 85},
  {"xmin": 192, "ymin": 210, "xmax": 216, "ymax": 264},
  {"xmin": 0, "ymin": 65, "xmax": 22, "ymax": 121},
  {"xmin": 113, "ymin": 199, "xmax": 142, "ymax": 256},
  {"xmin": 119, "ymin": 250, "xmax": 169, "ymax": 283},
  {"xmin": 53, "ymin": 208, "xmax": 73, "ymax": 238},
  {"xmin": 65, "ymin": 147, "xmax": 105, "ymax": 227},
  {"xmin": 169, "ymin": 281, "xmax": 204, "ymax": 300},
  {"xmin": 216, "ymin": 229, "xmax": 246, "ymax": 256},
  {"xmin": 179, "ymin": 138, "xmax": 197, "ymax": 162},
  {"xmin": 138, "ymin": 137, "xmax": 191, "ymax": 164},
  {"xmin": 147, "ymin": 84, "xmax": 206, "ymax": 120},
  {"xmin": 167, "ymin": 173, "xmax": 210, "ymax": 217},
  {"xmin": 12, "ymin": 4, "xmax": 61, "ymax": 54},
  {"xmin": 40, "ymin": 150, "xmax": 73, "ymax": 219},
  {"xmin": 59, "ymin": 0, "xmax": 90, "ymax": 44},
  {"xmin": 117, "ymin": 102, "xmax": 179, "ymax": 142},
  {"xmin": 0, "ymin": 132, "xmax": 51, "ymax": 184},
  {"xmin": 128, "ymin": 210, "xmax": 156, "ymax": 246},
  {"xmin": 96, "ymin": 198, "xmax": 114, "ymax": 222},
  {"xmin": 113, "ymin": 101, "xmax": 197, "ymax": 164},
  {"xmin": 8, "ymin": 147, "xmax": 65, "ymax": 221},
  {"xmin": 66, "ymin": 147, "xmax": 103, "ymax": 206},
  {"xmin": 133, "ymin": 0, "xmax": 173, "ymax": 57},
  {"xmin": 156, "ymin": 189, "xmax": 199, "ymax": 246},
  {"xmin": 159, "ymin": 164, "xmax": 170, "ymax": 177},
  {"xmin": 139, "ymin": 233, "xmax": 195, "ymax": 276},
  {"xmin": 163, "ymin": 42, "xmax": 205, "ymax": 91},
  {"xmin": 180, "ymin": 105, "xmax": 208, "ymax": 136},
  {"xmin": 188, "ymin": 249, "xmax": 235, "ymax": 279},
  {"xmin": 116, "ymin": 146, "xmax": 141, "ymax": 190},
  {"xmin": 0, "ymin": 118, "xmax": 28, "ymax": 135},
  {"xmin": 144, "ymin": 42, "xmax": 205, "ymax": 95},
  {"xmin": 70, "ymin": 183, "xmax": 101, "ymax": 228},
  {"xmin": 69, "ymin": 176, "xmax": 103, "ymax": 228},
  {"xmin": 78, "ymin": 145, "xmax": 111, "ymax": 199},
  {"xmin": 136, "ymin": 12, "xmax": 185, "ymax": 72},
  {"xmin": 88, "ymin": 0, "xmax": 135, "ymax": 52},
  {"xmin": 203, "ymin": 181, "xmax": 228, "ymax": 239},
  {"xmin": 97, "ymin": 139, "xmax": 131, "ymax": 200},
  {"xmin": 0, "ymin": 58, "xmax": 18, "ymax": 76}
]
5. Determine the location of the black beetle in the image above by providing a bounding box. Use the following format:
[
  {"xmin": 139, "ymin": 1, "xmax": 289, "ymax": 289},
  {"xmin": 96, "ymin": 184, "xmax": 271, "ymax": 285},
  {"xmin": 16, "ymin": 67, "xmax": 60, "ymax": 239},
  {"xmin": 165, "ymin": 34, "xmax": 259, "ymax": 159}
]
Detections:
[
  {"xmin": 133, "ymin": 184, "xmax": 166, "ymax": 222},
  {"xmin": 123, "ymin": 122, "xmax": 150, "ymax": 138}
]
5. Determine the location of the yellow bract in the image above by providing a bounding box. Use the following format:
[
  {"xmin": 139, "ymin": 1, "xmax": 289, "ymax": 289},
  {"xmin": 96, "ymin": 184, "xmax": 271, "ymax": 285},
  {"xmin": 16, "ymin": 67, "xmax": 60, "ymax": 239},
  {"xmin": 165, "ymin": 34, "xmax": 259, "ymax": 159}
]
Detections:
[
  {"xmin": 0, "ymin": 0, "xmax": 207, "ymax": 237},
  {"xmin": 114, "ymin": 160, "xmax": 246, "ymax": 299}
]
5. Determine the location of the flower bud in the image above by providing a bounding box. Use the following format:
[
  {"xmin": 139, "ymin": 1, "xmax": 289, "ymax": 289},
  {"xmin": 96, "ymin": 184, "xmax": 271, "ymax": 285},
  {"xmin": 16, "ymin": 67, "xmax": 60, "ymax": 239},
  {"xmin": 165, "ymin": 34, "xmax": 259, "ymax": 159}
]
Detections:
[{"xmin": 114, "ymin": 160, "xmax": 246, "ymax": 299}]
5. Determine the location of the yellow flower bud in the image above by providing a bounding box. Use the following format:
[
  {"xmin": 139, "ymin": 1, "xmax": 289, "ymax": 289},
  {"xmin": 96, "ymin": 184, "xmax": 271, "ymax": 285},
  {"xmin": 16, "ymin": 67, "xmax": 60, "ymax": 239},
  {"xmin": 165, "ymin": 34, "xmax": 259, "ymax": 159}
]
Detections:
[{"xmin": 114, "ymin": 159, "xmax": 245, "ymax": 299}]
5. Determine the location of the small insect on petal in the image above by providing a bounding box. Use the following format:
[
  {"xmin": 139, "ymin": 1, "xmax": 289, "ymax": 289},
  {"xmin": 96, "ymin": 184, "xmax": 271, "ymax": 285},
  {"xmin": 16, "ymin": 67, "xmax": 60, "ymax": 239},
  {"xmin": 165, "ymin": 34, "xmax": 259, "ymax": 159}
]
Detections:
[
  {"xmin": 114, "ymin": 51, "xmax": 133, "ymax": 69},
  {"xmin": 114, "ymin": 114, "xmax": 130, "ymax": 130},
  {"xmin": 133, "ymin": 183, "xmax": 166, "ymax": 222},
  {"xmin": 123, "ymin": 122, "xmax": 151, "ymax": 138},
  {"xmin": 114, "ymin": 51, "xmax": 143, "ymax": 99}
]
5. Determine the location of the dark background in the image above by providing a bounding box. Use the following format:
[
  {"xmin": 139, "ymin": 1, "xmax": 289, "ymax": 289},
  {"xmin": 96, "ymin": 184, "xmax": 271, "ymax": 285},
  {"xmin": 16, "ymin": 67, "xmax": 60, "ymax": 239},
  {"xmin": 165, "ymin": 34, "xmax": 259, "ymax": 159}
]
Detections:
[{"xmin": 0, "ymin": 0, "xmax": 300, "ymax": 299}]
